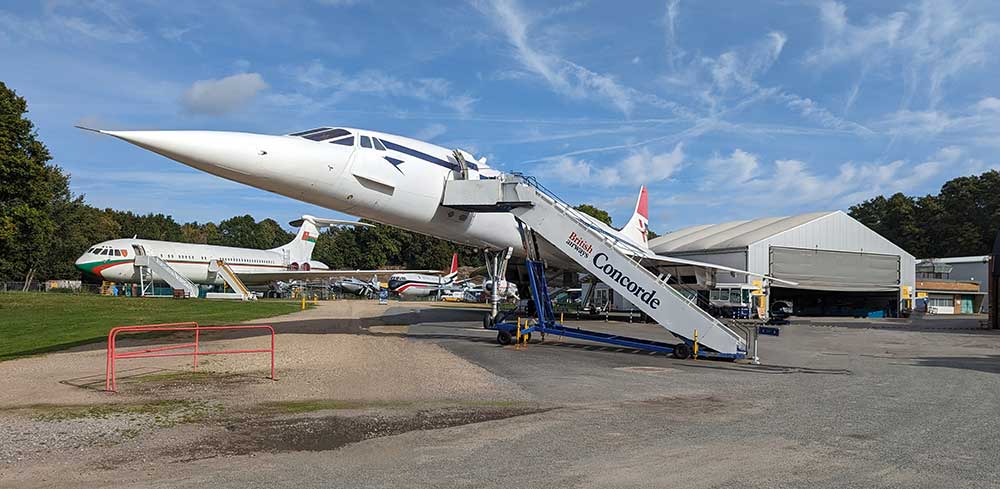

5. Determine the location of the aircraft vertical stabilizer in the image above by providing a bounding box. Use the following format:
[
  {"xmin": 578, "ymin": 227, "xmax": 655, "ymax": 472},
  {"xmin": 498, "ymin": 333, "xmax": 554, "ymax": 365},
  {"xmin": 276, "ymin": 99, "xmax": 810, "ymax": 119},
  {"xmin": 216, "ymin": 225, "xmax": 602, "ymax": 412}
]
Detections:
[
  {"xmin": 443, "ymin": 253, "xmax": 459, "ymax": 280},
  {"xmin": 620, "ymin": 186, "xmax": 650, "ymax": 247},
  {"xmin": 276, "ymin": 216, "xmax": 372, "ymax": 267}
]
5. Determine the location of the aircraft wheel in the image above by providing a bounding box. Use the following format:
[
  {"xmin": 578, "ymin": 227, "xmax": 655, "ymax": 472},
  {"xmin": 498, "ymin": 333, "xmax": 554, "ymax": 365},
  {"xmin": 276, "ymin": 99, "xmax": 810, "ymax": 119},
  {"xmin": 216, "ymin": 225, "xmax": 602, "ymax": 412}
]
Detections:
[
  {"xmin": 483, "ymin": 313, "xmax": 495, "ymax": 329},
  {"xmin": 497, "ymin": 329, "xmax": 513, "ymax": 345},
  {"xmin": 672, "ymin": 343, "xmax": 692, "ymax": 359}
]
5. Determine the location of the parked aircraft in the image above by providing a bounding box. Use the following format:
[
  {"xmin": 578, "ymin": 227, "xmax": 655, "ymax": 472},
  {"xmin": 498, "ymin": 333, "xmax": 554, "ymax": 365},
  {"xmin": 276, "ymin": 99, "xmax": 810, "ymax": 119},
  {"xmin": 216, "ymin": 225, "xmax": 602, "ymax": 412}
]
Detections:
[
  {"xmin": 388, "ymin": 253, "xmax": 463, "ymax": 297},
  {"xmin": 75, "ymin": 215, "xmax": 435, "ymax": 286},
  {"xmin": 82, "ymin": 126, "xmax": 788, "ymax": 287},
  {"xmin": 331, "ymin": 276, "xmax": 380, "ymax": 298}
]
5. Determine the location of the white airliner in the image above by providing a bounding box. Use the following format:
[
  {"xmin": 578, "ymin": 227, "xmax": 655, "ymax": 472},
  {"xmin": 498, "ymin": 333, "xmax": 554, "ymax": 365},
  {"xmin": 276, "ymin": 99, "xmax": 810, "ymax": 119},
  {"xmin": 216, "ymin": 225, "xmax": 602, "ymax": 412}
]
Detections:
[
  {"xmin": 75, "ymin": 215, "xmax": 434, "ymax": 285},
  {"xmin": 388, "ymin": 253, "xmax": 461, "ymax": 297},
  {"xmin": 81, "ymin": 125, "xmax": 776, "ymax": 284}
]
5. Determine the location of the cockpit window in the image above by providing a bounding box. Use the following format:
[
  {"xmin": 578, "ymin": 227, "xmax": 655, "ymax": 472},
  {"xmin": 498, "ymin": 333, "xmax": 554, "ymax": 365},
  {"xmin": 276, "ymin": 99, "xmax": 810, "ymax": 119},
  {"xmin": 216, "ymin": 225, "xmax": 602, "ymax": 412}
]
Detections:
[
  {"xmin": 360, "ymin": 136, "xmax": 372, "ymax": 148},
  {"xmin": 113, "ymin": 249, "xmax": 122, "ymax": 256},
  {"xmin": 372, "ymin": 138, "xmax": 386, "ymax": 151},
  {"xmin": 303, "ymin": 128, "xmax": 351, "ymax": 141},
  {"xmin": 330, "ymin": 136, "xmax": 354, "ymax": 146},
  {"xmin": 288, "ymin": 127, "xmax": 332, "ymax": 137}
]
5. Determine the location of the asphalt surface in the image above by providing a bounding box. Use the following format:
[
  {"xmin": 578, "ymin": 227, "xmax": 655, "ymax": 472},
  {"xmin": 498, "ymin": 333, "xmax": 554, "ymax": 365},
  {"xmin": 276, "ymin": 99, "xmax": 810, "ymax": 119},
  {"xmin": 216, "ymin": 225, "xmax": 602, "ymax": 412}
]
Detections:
[{"xmin": 6, "ymin": 305, "xmax": 1000, "ymax": 488}]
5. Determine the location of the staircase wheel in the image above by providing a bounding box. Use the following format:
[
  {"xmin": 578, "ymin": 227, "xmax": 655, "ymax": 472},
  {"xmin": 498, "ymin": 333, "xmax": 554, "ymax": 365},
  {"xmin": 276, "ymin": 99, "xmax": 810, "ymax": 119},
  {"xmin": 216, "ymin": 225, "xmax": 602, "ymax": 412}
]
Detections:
[
  {"xmin": 672, "ymin": 343, "xmax": 692, "ymax": 359},
  {"xmin": 497, "ymin": 329, "xmax": 513, "ymax": 345}
]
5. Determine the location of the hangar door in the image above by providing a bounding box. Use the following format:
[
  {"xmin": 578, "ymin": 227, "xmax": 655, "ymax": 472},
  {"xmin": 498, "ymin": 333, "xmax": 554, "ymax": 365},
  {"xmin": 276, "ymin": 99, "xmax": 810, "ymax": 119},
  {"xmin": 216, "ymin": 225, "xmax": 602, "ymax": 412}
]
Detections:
[{"xmin": 769, "ymin": 246, "xmax": 900, "ymax": 291}]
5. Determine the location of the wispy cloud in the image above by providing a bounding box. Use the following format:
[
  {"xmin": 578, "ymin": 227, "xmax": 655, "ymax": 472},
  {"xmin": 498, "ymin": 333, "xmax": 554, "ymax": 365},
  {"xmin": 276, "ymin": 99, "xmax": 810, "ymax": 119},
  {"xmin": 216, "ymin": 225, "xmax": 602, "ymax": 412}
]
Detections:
[
  {"xmin": 0, "ymin": 1, "xmax": 145, "ymax": 44},
  {"xmin": 289, "ymin": 61, "xmax": 478, "ymax": 115},
  {"xmin": 482, "ymin": 0, "xmax": 635, "ymax": 115},
  {"xmin": 808, "ymin": 0, "xmax": 1000, "ymax": 109},
  {"xmin": 414, "ymin": 123, "xmax": 448, "ymax": 141}
]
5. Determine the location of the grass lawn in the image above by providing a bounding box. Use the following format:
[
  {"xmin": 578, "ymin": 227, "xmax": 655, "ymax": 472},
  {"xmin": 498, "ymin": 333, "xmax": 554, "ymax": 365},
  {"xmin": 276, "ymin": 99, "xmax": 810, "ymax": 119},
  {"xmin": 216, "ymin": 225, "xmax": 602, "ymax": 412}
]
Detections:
[{"xmin": 0, "ymin": 292, "xmax": 304, "ymax": 361}]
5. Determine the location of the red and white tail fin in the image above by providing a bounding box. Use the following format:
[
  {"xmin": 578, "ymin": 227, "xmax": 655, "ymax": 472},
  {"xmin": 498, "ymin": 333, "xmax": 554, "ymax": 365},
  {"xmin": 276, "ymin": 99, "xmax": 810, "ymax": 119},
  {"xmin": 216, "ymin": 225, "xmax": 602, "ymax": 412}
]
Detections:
[
  {"xmin": 443, "ymin": 253, "xmax": 459, "ymax": 280},
  {"xmin": 620, "ymin": 186, "xmax": 650, "ymax": 247}
]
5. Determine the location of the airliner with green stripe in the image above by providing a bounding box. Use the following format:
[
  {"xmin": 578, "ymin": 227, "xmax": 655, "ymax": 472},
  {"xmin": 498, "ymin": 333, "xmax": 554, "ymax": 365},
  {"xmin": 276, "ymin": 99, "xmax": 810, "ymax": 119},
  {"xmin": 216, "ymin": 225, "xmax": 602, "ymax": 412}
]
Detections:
[{"xmin": 75, "ymin": 215, "xmax": 437, "ymax": 286}]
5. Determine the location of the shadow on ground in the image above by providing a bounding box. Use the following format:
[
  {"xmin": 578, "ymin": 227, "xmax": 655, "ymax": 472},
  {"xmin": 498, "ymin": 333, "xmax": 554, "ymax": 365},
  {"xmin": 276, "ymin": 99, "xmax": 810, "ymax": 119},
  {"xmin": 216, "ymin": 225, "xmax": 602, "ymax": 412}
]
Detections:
[{"xmin": 910, "ymin": 355, "xmax": 1000, "ymax": 374}]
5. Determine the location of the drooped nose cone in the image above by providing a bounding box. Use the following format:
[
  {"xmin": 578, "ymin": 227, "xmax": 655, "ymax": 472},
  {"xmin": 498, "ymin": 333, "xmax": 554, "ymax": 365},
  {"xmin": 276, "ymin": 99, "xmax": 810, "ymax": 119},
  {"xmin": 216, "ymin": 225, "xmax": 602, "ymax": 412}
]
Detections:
[
  {"xmin": 74, "ymin": 254, "xmax": 87, "ymax": 271},
  {"xmin": 100, "ymin": 130, "xmax": 270, "ymax": 180}
]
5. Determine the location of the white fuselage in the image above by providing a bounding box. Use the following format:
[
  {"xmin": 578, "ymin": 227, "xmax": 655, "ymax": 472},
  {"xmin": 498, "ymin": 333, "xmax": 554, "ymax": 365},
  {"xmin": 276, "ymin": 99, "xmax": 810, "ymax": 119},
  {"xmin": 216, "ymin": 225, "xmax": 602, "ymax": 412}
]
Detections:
[
  {"xmin": 99, "ymin": 127, "xmax": 579, "ymax": 269},
  {"xmin": 75, "ymin": 238, "xmax": 326, "ymax": 285},
  {"xmin": 387, "ymin": 272, "xmax": 452, "ymax": 297}
]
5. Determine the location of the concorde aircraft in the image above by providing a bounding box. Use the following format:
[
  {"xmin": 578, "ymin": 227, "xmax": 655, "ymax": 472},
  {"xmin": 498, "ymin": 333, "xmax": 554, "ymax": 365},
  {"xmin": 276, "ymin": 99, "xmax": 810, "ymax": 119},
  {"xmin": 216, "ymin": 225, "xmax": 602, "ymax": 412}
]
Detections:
[
  {"xmin": 75, "ymin": 215, "xmax": 436, "ymax": 286},
  {"xmin": 79, "ymin": 125, "xmax": 782, "ymax": 286}
]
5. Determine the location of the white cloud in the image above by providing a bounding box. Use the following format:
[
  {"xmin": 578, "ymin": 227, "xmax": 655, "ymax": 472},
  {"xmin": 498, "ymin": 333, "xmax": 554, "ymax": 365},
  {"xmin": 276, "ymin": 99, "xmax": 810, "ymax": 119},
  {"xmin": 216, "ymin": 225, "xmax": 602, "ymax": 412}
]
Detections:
[
  {"xmin": 541, "ymin": 144, "xmax": 685, "ymax": 187},
  {"xmin": 699, "ymin": 149, "xmax": 759, "ymax": 190},
  {"xmin": 182, "ymin": 73, "xmax": 268, "ymax": 115},
  {"xmin": 731, "ymin": 149, "xmax": 961, "ymax": 207},
  {"xmin": 975, "ymin": 97, "xmax": 1000, "ymax": 112}
]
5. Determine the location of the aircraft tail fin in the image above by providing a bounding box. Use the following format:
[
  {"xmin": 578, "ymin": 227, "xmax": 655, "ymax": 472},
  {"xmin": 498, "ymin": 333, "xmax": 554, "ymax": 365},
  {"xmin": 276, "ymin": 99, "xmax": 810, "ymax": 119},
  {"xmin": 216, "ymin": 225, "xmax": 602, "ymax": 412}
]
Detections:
[
  {"xmin": 276, "ymin": 215, "xmax": 371, "ymax": 266},
  {"xmin": 443, "ymin": 253, "xmax": 459, "ymax": 280},
  {"xmin": 620, "ymin": 186, "xmax": 650, "ymax": 247}
]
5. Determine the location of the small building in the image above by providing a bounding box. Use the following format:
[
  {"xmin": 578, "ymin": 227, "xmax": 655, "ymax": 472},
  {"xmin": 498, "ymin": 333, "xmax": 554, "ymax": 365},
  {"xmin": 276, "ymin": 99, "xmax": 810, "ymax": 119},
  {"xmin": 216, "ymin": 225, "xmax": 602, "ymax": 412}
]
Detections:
[
  {"xmin": 915, "ymin": 256, "xmax": 989, "ymax": 314},
  {"xmin": 648, "ymin": 211, "xmax": 916, "ymax": 317}
]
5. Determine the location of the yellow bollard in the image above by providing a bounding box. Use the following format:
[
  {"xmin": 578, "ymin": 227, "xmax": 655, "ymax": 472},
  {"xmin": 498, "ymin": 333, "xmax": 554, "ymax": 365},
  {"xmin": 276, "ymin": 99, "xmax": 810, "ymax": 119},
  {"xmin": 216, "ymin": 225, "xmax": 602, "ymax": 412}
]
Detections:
[
  {"xmin": 301, "ymin": 295, "xmax": 306, "ymax": 310},
  {"xmin": 313, "ymin": 296, "xmax": 319, "ymax": 305},
  {"xmin": 560, "ymin": 312, "xmax": 564, "ymax": 323},
  {"xmin": 515, "ymin": 318, "xmax": 522, "ymax": 349},
  {"xmin": 693, "ymin": 329, "xmax": 699, "ymax": 360}
]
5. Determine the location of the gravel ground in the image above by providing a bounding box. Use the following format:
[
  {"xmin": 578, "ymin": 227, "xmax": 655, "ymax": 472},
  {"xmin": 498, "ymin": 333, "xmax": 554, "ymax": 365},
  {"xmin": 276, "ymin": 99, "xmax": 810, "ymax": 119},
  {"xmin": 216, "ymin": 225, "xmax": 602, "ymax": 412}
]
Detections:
[
  {"xmin": 0, "ymin": 300, "xmax": 530, "ymax": 480},
  {"xmin": 3, "ymin": 303, "xmax": 999, "ymax": 488}
]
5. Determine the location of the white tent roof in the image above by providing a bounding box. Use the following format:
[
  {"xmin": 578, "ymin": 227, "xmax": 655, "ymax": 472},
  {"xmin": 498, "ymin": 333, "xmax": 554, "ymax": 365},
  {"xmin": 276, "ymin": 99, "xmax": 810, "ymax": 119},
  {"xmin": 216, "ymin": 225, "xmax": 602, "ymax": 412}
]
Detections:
[{"xmin": 649, "ymin": 211, "xmax": 836, "ymax": 254}]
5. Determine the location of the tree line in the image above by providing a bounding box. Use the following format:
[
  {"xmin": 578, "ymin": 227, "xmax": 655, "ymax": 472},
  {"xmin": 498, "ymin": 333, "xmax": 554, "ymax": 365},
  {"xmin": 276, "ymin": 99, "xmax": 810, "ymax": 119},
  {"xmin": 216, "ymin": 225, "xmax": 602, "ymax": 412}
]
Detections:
[
  {"xmin": 848, "ymin": 170, "xmax": 1000, "ymax": 258},
  {"xmin": 0, "ymin": 82, "xmax": 485, "ymax": 282}
]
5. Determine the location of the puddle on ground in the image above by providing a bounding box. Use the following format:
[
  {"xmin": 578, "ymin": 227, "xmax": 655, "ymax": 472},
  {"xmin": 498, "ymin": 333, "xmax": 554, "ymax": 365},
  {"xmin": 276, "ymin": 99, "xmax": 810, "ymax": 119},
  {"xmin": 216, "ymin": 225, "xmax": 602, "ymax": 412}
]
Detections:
[{"xmin": 175, "ymin": 406, "xmax": 549, "ymax": 458}]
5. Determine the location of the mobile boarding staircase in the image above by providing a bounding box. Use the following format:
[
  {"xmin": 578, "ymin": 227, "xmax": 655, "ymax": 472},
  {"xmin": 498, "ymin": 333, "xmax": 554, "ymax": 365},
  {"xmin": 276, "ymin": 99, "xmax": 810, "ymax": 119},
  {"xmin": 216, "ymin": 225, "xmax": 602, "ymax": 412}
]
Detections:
[
  {"xmin": 135, "ymin": 255, "xmax": 199, "ymax": 298},
  {"xmin": 442, "ymin": 173, "xmax": 752, "ymax": 360},
  {"xmin": 206, "ymin": 259, "xmax": 256, "ymax": 301}
]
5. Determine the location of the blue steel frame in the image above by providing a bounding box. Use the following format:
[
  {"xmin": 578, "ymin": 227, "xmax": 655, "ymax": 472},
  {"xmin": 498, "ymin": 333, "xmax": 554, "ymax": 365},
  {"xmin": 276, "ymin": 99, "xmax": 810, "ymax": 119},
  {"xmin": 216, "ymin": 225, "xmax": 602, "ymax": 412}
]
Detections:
[{"xmin": 492, "ymin": 260, "xmax": 745, "ymax": 360}]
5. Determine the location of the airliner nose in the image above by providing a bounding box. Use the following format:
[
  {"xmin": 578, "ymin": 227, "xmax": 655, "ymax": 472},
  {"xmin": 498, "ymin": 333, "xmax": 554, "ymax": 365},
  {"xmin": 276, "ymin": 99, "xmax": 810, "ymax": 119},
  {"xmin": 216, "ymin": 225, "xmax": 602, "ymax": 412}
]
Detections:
[{"xmin": 96, "ymin": 129, "xmax": 268, "ymax": 181}]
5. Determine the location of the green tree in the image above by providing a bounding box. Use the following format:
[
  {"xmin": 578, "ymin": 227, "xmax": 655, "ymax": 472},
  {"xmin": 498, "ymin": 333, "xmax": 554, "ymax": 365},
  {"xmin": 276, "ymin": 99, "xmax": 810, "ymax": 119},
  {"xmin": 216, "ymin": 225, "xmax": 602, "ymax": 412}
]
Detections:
[
  {"xmin": 43, "ymin": 200, "xmax": 120, "ymax": 279},
  {"xmin": 0, "ymin": 82, "xmax": 72, "ymax": 282},
  {"xmin": 849, "ymin": 193, "xmax": 926, "ymax": 256},
  {"xmin": 850, "ymin": 170, "xmax": 1000, "ymax": 257},
  {"xmin": 574, "ymin": 204, "xmax": 612, "ymax": 226}
]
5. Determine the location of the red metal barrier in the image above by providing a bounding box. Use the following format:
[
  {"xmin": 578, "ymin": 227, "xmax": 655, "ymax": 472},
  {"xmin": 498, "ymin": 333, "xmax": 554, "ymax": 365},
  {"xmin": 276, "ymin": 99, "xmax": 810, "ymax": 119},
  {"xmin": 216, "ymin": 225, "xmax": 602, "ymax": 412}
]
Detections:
[{"xmin": 105, "ymin": 322, "xmax": 276, "ymax": 392}]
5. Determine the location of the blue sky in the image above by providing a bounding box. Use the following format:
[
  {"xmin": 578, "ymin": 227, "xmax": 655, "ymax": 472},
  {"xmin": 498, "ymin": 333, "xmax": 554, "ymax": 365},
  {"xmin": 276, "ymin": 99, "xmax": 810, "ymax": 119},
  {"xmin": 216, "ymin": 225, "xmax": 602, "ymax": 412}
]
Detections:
[{"xmin": 2, "ymin": 0, "xmax": 999, "ymax": 233}]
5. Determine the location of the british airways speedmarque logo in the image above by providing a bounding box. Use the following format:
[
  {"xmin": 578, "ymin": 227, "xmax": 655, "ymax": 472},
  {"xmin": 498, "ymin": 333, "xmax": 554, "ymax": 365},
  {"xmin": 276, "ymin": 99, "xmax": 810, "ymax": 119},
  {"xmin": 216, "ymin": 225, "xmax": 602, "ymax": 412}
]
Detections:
[
  {"xmin": 566, "ymin": 231, "xmax": 593, "ymax": 258},
  {"xmin": 384, "ymin": 156, "xmax": 405, "ymax": 174}
]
